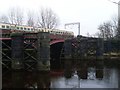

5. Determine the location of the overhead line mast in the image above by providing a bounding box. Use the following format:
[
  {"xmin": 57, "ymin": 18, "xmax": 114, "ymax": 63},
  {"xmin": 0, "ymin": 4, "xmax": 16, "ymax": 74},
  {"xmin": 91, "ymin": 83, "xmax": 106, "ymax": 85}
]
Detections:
[
  {"xmin": 64, "ymin": 22, "xmax": 80, "ymax": 36},
  {"xmin": 108, "ymin": 0, "xmax": 120, "ymax": 5}
]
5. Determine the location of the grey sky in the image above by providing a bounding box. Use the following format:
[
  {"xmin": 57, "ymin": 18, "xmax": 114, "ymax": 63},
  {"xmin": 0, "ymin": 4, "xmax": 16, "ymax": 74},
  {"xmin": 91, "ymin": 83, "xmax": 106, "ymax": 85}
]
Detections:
[{"xmin": 0, "ymin": 0, "xmax": 118, "ymax": 36}]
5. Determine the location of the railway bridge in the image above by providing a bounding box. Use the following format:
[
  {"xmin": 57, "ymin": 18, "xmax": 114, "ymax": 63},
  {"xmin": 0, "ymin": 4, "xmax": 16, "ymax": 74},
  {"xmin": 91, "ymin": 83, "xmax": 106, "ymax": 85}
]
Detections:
[
  {"xmin": 1, "ymin": 27, "xmax": 74, "ymax": 74},
  {"xmin": 1, "ymin": 27, "xmax": 120, "ymax": 88},
  {"xmin": 2, "ymin": 28, "xmax": 120, "ymax": 73}
]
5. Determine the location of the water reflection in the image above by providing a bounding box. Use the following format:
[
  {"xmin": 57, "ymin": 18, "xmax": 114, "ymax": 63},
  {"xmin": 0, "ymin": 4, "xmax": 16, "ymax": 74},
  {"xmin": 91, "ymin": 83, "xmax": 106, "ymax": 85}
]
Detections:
[
  {"xmin": 2, "ymin": 60, "xmax": 120, "ymax": 88},
  {"xmin": 103, "ymin": 68, "xmax": 118, "ymax": 88},
  {"xmin": 24, "ymin": 72, "xmax": 37, "ymax": 89},
  {"xmin": 2, "ymin": 71, "xmax": 50, "ymax": 89},
  {"xmin": 51, "ymin": 67, "xmax": 119, "ymax": 88}
]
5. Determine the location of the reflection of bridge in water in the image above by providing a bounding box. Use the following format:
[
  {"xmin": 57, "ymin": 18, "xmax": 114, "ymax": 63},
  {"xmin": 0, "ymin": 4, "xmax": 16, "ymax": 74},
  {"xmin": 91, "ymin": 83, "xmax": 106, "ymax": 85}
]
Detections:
[{"xmin": 1, "ymin": 28, "xmax": 120, "ymax": 89}]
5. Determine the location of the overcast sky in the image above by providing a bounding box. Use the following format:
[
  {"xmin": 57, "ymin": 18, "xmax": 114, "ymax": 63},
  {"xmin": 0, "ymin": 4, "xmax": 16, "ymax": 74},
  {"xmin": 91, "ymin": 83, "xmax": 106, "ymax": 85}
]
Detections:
[{"xmin": 0, "ymin": 0, "xmax": 119, "ymax": 36}]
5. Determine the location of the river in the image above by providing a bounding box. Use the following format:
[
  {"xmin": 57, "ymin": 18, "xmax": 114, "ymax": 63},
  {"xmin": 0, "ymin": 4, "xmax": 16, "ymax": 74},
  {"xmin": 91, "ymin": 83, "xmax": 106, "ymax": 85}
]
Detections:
[
  {"xmin": 51, "ymin": 67, "xmax": 120, "ymax": 88},
  {"xmin": 2, "ymin": 59, "xmax": 120, "ymax": 89}
]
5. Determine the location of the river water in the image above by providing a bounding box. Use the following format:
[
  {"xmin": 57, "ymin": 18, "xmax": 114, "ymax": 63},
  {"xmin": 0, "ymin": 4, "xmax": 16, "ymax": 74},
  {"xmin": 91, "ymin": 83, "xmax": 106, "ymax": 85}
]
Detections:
[
  {"xmin": 2, "ymin": 60, "xmax": 120, "ymax": 89},
  {"xmin": 51, "ymin": 67, "xmax": 120, "ymax": 88}
]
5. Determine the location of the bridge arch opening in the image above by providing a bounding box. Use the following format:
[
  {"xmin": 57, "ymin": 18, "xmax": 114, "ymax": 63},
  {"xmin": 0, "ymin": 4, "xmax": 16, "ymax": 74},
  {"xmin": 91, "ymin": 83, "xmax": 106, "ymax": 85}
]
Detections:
[{"xmin": 50, "ymin": 41, "xmax": 64, "ymax": 70}]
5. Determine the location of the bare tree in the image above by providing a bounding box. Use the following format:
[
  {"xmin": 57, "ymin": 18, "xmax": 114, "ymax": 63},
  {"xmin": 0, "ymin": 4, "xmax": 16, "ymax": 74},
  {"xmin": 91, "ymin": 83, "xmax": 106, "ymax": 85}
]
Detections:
[
  {"xmin": 0, "ymin": 14, "xmax": 9, "ymax": 23},
  {"xmin": 37, "ymin": 8, "xmax": 59, "ymax": 29},
  {"xmin": 26, "ymin": 10, "xmax": 35, "ymax": 27},
  {"xmin": 97, "ymin": 15, "xmax": 120, "ymax": 40},
  {"xmin": 98, "ymin": 21, "xmax": 113, "ymax": 40},
  {"xmin": 8, "ymin": 7, "xmax": 24, "ymax": 25},
  {"xmin": 111, "ymin": 16, "xmax": 118, "ymax": 36},
  {"xmin": 97, "ymin": 15, "xmax": 119, "ymax": 39}
]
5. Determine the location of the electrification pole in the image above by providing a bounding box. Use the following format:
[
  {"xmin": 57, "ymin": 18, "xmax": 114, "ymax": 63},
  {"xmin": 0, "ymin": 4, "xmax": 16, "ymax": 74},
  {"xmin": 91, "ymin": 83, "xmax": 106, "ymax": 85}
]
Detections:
[
  {"xmin": 64, "ymin": 22, "xmax": 80, "ymax": 35},
  {"xmin": 108, "ymin": 0, "xmax": 120, "ymax": 5}
]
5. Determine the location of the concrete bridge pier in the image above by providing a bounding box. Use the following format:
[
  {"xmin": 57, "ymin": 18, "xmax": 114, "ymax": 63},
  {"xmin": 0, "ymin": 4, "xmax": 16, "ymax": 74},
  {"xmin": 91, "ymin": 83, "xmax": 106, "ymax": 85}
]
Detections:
[
  {"xmin": 64, "ymin": 39, "xmax": 72, "ymax": 60},
  {"xmin": 37, "ymin": 32, "xmax": 50, "ymax": 71},
  {"xmin": 11, "ymin": 33, "xmax": 24, "ymax": 88},
  {"xmin": 64, "ymin": 39, "xmax": 73, "ymax": 78},
  {"xmin": 11, "ymin": 33, "xmax": 24, "ymax": 70},
  {"xmin": 96, "ymin": 38, "xmax": 104, "ymax": 79},
  {"xmin": 96, "ymin": 38, "xmax": 104, "ymax": 60}
]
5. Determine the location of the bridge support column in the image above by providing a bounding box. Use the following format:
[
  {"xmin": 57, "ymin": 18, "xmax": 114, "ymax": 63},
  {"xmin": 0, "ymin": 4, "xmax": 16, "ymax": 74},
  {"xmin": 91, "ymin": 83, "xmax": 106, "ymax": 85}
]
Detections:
[
  {"xmin": 96, "ymin": 38, "xmax": 104, "ymax": 79},
  {"xmin": 64, "ymin": 39, "xmax": 72, "ymax": 59},
  {"xmin": 11, "ymin": 33, "xmax": 24, "ymax": 70},
  {"xmin": 64, "ymin": 39, "xmax": 73, "ymax": 78},
  {"xmin": 37, "ymin": 32, "xmax": 50, "ymax": 71},
  {"xmin": 96, "ymin": 38, "xmax": 104, "ymax": 60}
]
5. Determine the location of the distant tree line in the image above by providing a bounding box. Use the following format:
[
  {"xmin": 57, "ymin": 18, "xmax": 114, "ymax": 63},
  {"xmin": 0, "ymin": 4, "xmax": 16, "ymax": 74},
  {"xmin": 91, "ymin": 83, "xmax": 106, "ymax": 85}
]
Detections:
[
  {"xmin": 0, "ymin": 7, "xmax": 59, "ymax": 29},
  {"xmin": 96, "ymin": 16, "xmax": 120, "ymax": 40}
]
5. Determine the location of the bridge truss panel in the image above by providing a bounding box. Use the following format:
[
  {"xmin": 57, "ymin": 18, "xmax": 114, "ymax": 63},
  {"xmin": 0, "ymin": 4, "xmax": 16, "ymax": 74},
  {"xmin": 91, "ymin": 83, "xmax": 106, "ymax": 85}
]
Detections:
[
  {"xmin": 23, "ymin": 33, "xmax": 38, "ymax": 71},
  {"xmin": 2, "ymin": 39, "xmax": 12, "ymax": 75}
]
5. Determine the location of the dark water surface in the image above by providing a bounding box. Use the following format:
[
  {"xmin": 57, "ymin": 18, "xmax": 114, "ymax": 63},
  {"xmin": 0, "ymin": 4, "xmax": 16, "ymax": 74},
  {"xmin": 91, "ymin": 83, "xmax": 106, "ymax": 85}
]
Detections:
[
  {"xmin": 2, "ymin": 60, "xmax": 120, "ymax": 89},
  {"xmin": 51, "ymin": 67, "xmax": 120, "ymax": 88}
]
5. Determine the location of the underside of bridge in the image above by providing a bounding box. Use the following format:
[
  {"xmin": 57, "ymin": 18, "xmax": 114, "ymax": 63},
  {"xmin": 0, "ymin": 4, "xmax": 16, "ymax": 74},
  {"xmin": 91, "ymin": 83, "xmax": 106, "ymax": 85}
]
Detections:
[{"xmin": 50, "ymin": 42, "xmax": 64, "ymax": 70}]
